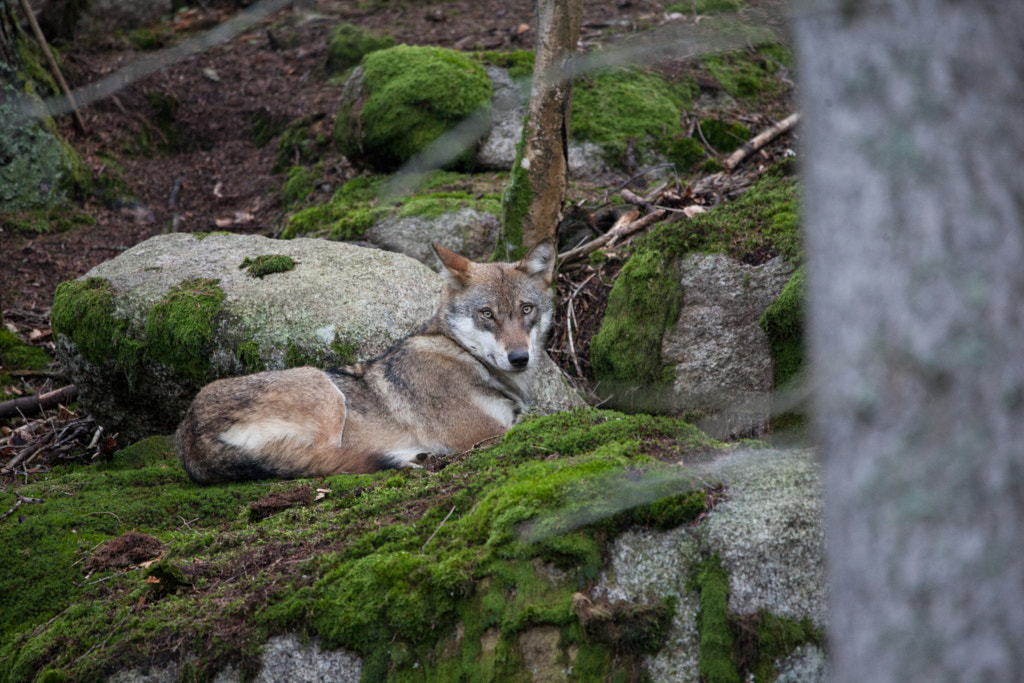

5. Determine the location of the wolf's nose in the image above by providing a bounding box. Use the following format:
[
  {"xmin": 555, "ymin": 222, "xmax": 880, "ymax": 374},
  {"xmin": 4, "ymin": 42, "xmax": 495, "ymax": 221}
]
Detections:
[{"xmin": 508, "ymin": 350, "xmax": 530, "ymax": 369}]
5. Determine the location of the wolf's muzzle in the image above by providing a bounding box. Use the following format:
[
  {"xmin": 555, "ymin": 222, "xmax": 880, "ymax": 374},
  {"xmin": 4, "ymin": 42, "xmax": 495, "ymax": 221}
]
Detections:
[{"xmin": 508, "ymin": 350, "xmax": 530, "ymax": 369}]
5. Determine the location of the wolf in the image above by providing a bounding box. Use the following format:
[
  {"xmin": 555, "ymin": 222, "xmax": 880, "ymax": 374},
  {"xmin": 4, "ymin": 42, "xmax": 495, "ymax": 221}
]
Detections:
[{"xmin": 175, "ymin": 241, "xmax": 557, "ymax": 484}]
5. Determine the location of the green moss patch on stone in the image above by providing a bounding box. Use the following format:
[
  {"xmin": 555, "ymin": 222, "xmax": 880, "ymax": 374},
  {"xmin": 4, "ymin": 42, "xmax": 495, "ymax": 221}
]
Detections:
[
  {"xmin": 239, "ymin": 254, "xmax": 296, "ymax": 279},
  {"xmin": 326, "ymin": 22, "xmax": 395, "ymax": 74},
  {"xmin": 142, "ymin": 278, "xmax": 226, "ymax": 386},
  {"xmin": 283, "ymin": 171, "xmax": 502, "ymax": 240},
  {"xmin": 50, "ymin": 277, "xmax": 127, "ymax": 367},
  {"xmin": 335, "ymin": 45, "xmax": 492, "ymax": 172},
  {"xmin": 570, "ymin": 68, "xmax": 694, "ymax": 169},
  {"xmin": 760, "ymin": 265, "xmax": 804, "ymax": 387},
  {"xmin": 0, "ymin": 409, "xmax": 726, "ymax": 681},
  {"xmin": 694, "ymin": 554, "xmax": 741, "ymax": 683},
  {"xmin": 235, "ymin": 340, "xmax": 266, "ymax": 374}
]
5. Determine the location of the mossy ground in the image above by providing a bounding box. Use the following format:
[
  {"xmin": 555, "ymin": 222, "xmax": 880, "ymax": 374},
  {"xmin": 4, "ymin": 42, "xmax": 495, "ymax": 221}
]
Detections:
[
  {"xmin": 283, "ymin": 170, "xmax": 503, "ymax": 240},
  {"xmin": 590, "ymin": 163, "xmax": 802, "ymax": 407},
  {"xmin": 0, "ymin": 409, "xmax": 730, "ymax": 682}
]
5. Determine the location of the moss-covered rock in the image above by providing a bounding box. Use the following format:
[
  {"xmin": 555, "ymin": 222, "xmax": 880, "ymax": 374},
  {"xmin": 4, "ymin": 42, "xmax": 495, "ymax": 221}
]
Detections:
[
  {"xmin": 0, "ymin": 84, "xmax": 81, "ymax": 212},
  {"xmin": 334, "ymin": 45, "xmax": 493, "ymax": 172},
  {"xmin": 760, "ymin": 265, "xmax": 805, "ymax": 388},
  {"xmin": 282, "ymin": 170, "xmax": 503, "ymax": 255},
  {"xmin": 570, "ymin": 68, "xmax": 695, "ymax": 169},
  {"xmin": 590, "ymin": 166, "xmax": 801, "ymax": 424},
  {"xmin": 326, "ymin": 22, "xmax": 395, "ymax": 74}
]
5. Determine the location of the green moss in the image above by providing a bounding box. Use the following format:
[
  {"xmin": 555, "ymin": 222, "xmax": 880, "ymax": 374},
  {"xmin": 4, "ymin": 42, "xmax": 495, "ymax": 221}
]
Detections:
[
  {"xmin": 470, "ymin": 50, "xmax": 535, "ymax": 79},
  {"xmin": 589, "ymin": 248, "xmax": 684, "ymax": 399},
  {"xmin": 239, "ymin": 254, "xmax": 296, "ymax": 279},
  {"xmin": 143, "ymin": 279, "xmax": 226, "ymax": 386},
  {"xmin": 760, "ymin": 265, "xmax": 804, "ymax": 387},
  {"xmin": 282, "ymin": 165, "xmax": 314, "ymax": 207},
  {"xmin": 274, "ymin": 116, "xmax": 331, "ymax": 173},
  {"xmin": 335, "ymin": 45, "xmax": 492, "ymax": 172},
  {"xmin": 326, "ymin": 22, "xmax": 395, "ymax": 74},
  {"xmin": 748, "ymin": 611, "xmax": 822, "ymax": 681},
  {"xmin": 494, "ymin": 128, "xmax": 531, "ymax": 261},
  {"xmin": 664, "ymin": 136, "xmax": 707, "ymax": 171},
  {"xmin": 667, "ymin": 0, "xmax": 746, "ymax": 13},
  {"xmin": 570, "ymin": 68, "xmax": 691, "ymax": 168},
  {"xmin": 50, "ymin": 278, "xmax": 127, "ymax": 367},
  {"xmin": 126, "ymin": 26, "xmax": 171, "ymax": 51},
  {"xmin": 694, "ymin": 554, "xmax": 741, "ymax": 683},
  {"xmin": 235, "ymin": 340, "xmax": 265, "ymax": 373},
  {"xmin": 0, "ymin": 329, "xmax": 50, "ymax": 371},
  {"xmin": 699, "ymin": 118, "xmax": 751, "ymax": 153},
  {"xmin": 330, "ymin": 341, "xmax": 359, "ymax": 366},
  {"xmin": 702, "ymin": 45, "xmax": 785, "ymax": 100},
  {"xmin": 0, "ymin": 209, "xmax": 95, "ymax": 235}
]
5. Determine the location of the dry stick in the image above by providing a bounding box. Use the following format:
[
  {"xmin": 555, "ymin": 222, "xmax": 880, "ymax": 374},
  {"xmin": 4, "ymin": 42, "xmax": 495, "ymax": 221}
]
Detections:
[
  {"xmin": 558, "ymin": 210, "xmax": 666, "ymax": 266},
  {"xmin": 723, "ymin": 112, "xmax": 801, "ymax": 172},
  {"xmin": 0, "ymin": 385, "xmax": 77, "ymax": 421},
  {"xmin": 422, "ymin": 504, "xmax": 457, "ymax": 551},
  {"xmin": 15, "ymin": 0, "xmax": 87, "ymax": 135}
]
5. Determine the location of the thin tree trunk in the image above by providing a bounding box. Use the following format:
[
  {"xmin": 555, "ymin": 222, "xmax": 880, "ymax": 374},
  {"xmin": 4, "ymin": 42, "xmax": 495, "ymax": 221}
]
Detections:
[
  {"xmin": 494, "ymin": 0, "xmax": 582, "ymax": 261},
  {"xmin": 797, "ymin": 1, "xmax": 1024, "ymax": 679}
]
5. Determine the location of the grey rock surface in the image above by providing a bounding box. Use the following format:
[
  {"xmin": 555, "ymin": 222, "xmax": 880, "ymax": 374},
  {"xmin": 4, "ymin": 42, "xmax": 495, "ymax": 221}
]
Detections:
[
  {"xmin": 595, "ymin": 447, "xmax": 827, "ymax": 682},
  {"xmin": 363, "ymin": 207, "xmax": 500, "ymax": 270},
  {"xmin": 662, "ymin": 254, "xmax": 793, "ymax": 439}
]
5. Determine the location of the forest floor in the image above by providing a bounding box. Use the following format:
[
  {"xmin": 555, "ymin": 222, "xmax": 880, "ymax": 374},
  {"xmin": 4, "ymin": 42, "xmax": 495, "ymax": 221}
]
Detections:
[{"xmin": 0, "ymin": 0, "xmax": 795, "ymax": 458}]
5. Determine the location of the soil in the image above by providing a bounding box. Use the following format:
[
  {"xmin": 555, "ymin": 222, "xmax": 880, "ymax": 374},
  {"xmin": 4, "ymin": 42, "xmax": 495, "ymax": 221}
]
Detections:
[{"xmin": 0, "ymin": 0, "xmax": 795, "ymax": 460}]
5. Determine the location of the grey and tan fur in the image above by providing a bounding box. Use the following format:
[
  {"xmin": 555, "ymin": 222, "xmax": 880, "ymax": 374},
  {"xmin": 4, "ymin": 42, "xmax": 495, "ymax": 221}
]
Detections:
[{"xmin": 175, "ymin": 241, "xmax": 556, "ymax": 484}]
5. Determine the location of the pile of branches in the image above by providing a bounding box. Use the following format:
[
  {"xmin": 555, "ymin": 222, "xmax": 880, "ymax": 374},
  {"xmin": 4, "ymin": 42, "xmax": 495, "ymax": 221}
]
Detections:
[{"xmin": 1, "ymin": 408, "xmax": 116, "ymax": 483}]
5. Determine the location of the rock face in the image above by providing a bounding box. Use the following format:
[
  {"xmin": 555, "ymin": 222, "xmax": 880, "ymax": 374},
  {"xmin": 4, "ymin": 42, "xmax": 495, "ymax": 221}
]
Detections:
[
  {"xmin": 363, "ymin": 207, "xmax": 500, "ymax": 270},
  {"xmin": 662, "ymin": 254, "xmax": 794, "ymax": 439},
  {"xmin": 51, "ymin": 233, "xmax": 580, "ymax": 440},
  {"xmin": 597, "ymin": 447, "xmax": 828, "ymax": 682}
]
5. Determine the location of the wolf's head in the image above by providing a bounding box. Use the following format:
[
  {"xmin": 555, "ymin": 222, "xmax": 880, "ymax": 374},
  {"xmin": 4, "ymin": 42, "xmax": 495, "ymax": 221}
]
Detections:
[{"xmin": 433, "ymin": 241, "xmax": 556, "ymax": 374}]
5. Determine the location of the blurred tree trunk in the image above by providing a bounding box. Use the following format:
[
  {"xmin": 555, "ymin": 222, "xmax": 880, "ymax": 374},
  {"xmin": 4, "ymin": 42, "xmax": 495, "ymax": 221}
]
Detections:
[
  {"xmin": 493, "ymin": 0, "xmax": 582, "ymax": 261},
  {"xmin": 0, "ymin": 0, "xmax": 76, "ymax": 212},
  {"xmin": 797, "ymin": 1, "xmax": 1024, "ymax": 680}
]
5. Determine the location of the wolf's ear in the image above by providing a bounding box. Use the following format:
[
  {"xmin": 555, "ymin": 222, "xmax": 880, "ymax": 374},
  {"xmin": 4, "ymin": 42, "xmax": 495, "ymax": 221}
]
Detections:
[
  {"xmin": 517, "ymin": 239, "xmax": 557, "ymax": 285},
  {"xmin": 433, "ymin": 243, "xmax": 472, "ymax": 288}
]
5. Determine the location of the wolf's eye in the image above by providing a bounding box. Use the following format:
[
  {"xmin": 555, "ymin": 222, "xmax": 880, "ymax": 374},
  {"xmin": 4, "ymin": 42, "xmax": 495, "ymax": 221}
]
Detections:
[
  {"xmin": 480, "ymin": 309, "xmax": 493, "ymax": 319},
  {"xmin": 522, "ymin": 304, "xmax": 534, "ymax": 315}
]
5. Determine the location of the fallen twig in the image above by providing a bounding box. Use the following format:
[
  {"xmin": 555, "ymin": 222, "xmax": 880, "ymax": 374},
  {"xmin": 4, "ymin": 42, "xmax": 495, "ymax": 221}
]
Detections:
[
  {"xmin": 0, "ymin": 385, "xmax": 77, "ymax": 421},
  {"xmin": 422, "ymin": 504, "xmax": 457, "ymax": 551},
  {"xmin": 724, "ymin": 113, "xmax": 800, "ymax": 172},
  {"xmin": 0, "ymin": 493, "xmax": 44, "ymax": 522},
  {"xmin": 15, "ymin": 0, "xmax": 87, "ymax": 135}
]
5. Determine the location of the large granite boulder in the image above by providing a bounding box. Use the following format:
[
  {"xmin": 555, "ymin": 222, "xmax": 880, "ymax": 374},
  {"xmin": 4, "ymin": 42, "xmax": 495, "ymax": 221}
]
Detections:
[{"xmin": 51, "ymin": 233, "xmax": 581, "ymax": 441}]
